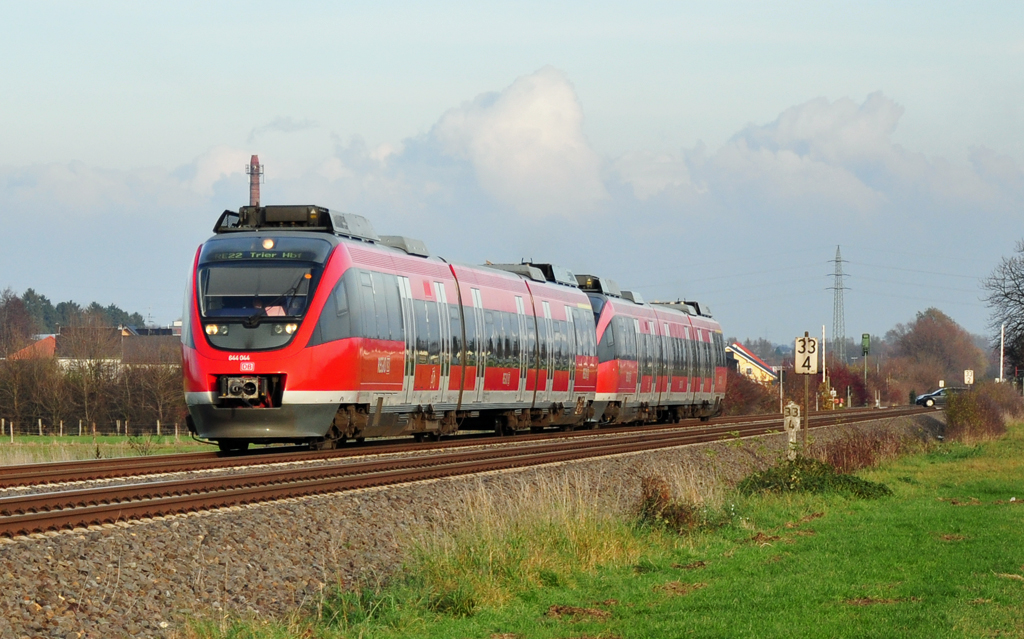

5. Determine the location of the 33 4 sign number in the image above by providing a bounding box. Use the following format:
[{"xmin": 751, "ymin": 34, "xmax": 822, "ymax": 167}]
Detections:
[{"xmin": 795, "ymin": 335, "xmax": 819, "ymax": 375}]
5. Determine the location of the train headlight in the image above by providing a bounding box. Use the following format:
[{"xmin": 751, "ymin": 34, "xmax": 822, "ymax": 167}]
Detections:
[
  {"xmin": 272, "ymin": 324, "xmax": 284, "ymax": 335},
  {"xmin": 205, "ymin": 324, "xmax": 218, "ymax": 335},
  {"xmin": 262, "ymin": 238, "xmax": 275, "ymax": 249},
  {"xmin": 285, "ymin": 323, "xmax": 298, "ymax": 334}
]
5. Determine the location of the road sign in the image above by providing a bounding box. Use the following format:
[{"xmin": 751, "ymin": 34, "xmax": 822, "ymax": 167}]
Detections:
[
  {"xmin": 965, "ymin": 370, "xmax": 974, "ymax": 385},
  {"xmin": 795, "ymin": 334, "xmax": 819, "ymax": 375}
]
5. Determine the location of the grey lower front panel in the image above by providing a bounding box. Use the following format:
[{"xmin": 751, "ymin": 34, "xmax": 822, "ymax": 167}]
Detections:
[{"xmin": 189, "ymin": 403, "xmax": 337, "ymax": 440}]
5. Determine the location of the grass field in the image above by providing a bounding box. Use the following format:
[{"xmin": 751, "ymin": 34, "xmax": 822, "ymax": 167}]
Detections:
[
  {"xmin": 0, "ymin": 434, "xmax": 210, "ymax": 465},
  {"xmin": 184, "ymin": 422, "xmax": 1024, "ymax": 639}
]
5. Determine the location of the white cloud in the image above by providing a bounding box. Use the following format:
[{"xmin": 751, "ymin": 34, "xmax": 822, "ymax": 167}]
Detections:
[{"xmin": 431, "ymin": 66, "xmax": 607, "ymax": 219}]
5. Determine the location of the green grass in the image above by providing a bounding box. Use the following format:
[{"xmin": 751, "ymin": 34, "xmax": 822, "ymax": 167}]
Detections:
[
  {"xmin": 0, "ymin": 434, "xmax": 209, "ymax": 464},
  {"xmin": 184, "ymin": 425, "xmax": 1024, "ymax": 639}
]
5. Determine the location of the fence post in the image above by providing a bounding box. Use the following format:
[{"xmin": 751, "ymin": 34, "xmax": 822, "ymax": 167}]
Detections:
[
  {"xmin": 79, "ymin": 420, "xmax": 82, "ymax": 437},
  {"xmin": 92, "ymin": 422, "xmax": 96, "ymax": 436},
  {"xmin": 38, "ymin": 419, "xmax": 43, "ymax": 437},
  {"xmin": 156, "ymin": 420, "xmax": 161, "ymax": 437},
  {"xmin": 60, "ymin": 420, "xmax": 64, "ymax": 437},
  {"xmin": 126, "ymin": 419, "xmax": 130, "ymax": 437},
  {"xmin": 174, "ymin": 422, "xmax": 179, "ymax": 440},
  {"xmin": 116, "ymin": 420, "xmax": 120, "ymax": 435},
  {"xmin": 11, "ymin": 422, "xmax": 14, "ymax": 444}
]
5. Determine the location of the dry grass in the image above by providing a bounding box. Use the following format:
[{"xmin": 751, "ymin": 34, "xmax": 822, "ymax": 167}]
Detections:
[{"xmin": 409, "ymin": 464, "xmax": 724, "ymax": 614}]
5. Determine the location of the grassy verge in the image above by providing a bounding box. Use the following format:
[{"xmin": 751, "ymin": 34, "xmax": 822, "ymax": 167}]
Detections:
[
  {"xmin": 0, "ymin": 435, "xmax": 209, "ymax": 464},
  {"xmin": 183, "ymin": 424, "xmax": 1024, "ymax": 639}
]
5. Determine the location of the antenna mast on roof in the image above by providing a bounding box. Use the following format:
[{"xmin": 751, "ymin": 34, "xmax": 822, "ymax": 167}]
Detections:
[{"xmin": 245, "ymin": 155, "xmax": 264, "ymax": 206}]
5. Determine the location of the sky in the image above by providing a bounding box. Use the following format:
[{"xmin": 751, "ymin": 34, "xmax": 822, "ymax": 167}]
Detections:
[{"xmin": 1, "ymin": 1, "xmax": 1022, "ymax": 349}]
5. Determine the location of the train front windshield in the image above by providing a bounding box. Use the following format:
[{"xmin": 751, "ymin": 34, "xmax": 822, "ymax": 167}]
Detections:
[{"xmin": 196, "ymin": 236, "xmax": 332, "ymax": 350}]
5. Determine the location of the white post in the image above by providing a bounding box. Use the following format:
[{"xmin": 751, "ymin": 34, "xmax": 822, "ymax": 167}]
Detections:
[
  {"xmin": 59, "ymin": 420, "xmax": 63, "ymax": 437},
  {"xmin": 38, "ymin": 419, "xmax": 43, "ymax": 437},
  {"xmin": 9, "ymin": 422, "xmax": 13, "ymax": 444},
  {"xmin": 1000, "ymin": 323, "xmax": 1005, "ymax": 382},
  {"xmin": 1, "ymin": 418, "xmax": 4, "ymax": 439},
  {"xmin": 821, "ymin": 325, "xmax": 827, "ymax": 385},
  {"xmin": 174, "ymin": 422, "xmax": 179, "ymax": 440},
  {"xmin": 157, "ymin": 420, "xmax": 161, "ymax": 436},
  {"xmin": 78, "ymin": 420, "xmax": 82, "ymax": 437}
]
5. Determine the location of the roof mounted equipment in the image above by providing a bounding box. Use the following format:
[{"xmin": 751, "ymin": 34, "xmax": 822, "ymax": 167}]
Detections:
[
  {"xmin": 485, "ymin": 263, "xmax": 547, "ymax": 283},
  {"xmin": 621, "ymin": 291, "xmax": 645, "ymax": 304},
  {"xmin": 575, "ymin": 274, "xmax": 622, "ymax": 297},
  {"xmin": 379, "ymin": 235, "xmax": 430, "ymax": 257},
  {"xmin": 520, "ymin": 262, "xmax": 579, "ymax": 287},
  {"xmin": 213, "ymin": 205, "xmax": 380, "ymax": 243}
]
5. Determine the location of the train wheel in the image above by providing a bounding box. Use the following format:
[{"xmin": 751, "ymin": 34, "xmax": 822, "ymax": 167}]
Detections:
[{"xmin": 218, "ymin": 439, "xmax": 249, "ymax": 453}]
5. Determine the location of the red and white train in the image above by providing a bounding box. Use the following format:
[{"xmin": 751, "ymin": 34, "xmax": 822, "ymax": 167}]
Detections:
[{"xmin": 181, "ymin": 205, "xmax": 727, "ymax": 451}]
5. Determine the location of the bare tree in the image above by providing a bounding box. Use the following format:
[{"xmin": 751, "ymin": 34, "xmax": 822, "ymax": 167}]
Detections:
[{"xmin": 983, "ymin": 239, "xmax": 1024, "ymax": 376}]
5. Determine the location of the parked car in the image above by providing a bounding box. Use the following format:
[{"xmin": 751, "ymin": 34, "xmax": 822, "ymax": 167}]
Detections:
[{"xmin": 915, "ymin": 387, "xmax": 966, "ymax": 408}]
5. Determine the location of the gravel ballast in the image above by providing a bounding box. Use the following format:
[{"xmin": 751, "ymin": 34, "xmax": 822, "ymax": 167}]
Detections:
[{"xmin": 0, "ymin": 412, "xmax": 944, "ymax": 638}]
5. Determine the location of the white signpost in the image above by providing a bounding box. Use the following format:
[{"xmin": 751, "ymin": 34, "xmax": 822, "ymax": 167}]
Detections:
[
  {"xmin": 795, "ymin": 335, "xmax": 819, "ymax": 375},
  {"xmin": 965, "ymin": 370, "xmax": 974, "ymax": 386}
]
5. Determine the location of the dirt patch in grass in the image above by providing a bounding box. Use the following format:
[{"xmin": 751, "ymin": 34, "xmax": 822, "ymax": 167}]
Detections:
[
  {"xmin": 939, "ymin": 533, "xmax": 967, "ymax": 541},
  {"xmin": 785, "ymin": 512, "xmax": 824, "ymax": 528},
  {"xmin": 748, "ymin": 532, "xmax": 782, "ymax": 546},
  {"xmin": 546, "ymin": 604, "xmax": 612, "ymax": 621},
  {"xmin": 672, "ymin": 560, "xmax": 707, "ymax": 570},
  {"xmin": 994, "ymin": 572, "xmax": 1024, "ymax": 582},
  {"xmin": 944, "ymin": 497, "xmax": 982, "ymax": 506},
  {"xmin": 655, "ymin": 581, "xmax": 707, "ymax": 596},
  {"xmin": 845, "ymin": 596, "xmax": 921, "ymax": 606}
]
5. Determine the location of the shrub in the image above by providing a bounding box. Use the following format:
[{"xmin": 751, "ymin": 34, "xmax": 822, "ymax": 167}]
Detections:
[
  {"xmin": 737, "ymin": 456, "xmax": 892, "ymax": 499},
  {"xmin": 809, "ymin": 430, "xmax": 916, "ymax": 474},
  {"xmin": 723, "ymin": 368, "xmax": 777, "ymax": 416},
  {"xmin": 945, "ymin": 386, "xmax": 1009, "ymax": 444},
  {"xmin": 637, "ymin": 474, "xmax": 725, "ymax": 533}
]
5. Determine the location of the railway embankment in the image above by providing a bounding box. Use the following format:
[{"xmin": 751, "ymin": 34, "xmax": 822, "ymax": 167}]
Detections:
[{"xmin": 0, "ymin": 411, "xmax": 943, "ymax": 638}]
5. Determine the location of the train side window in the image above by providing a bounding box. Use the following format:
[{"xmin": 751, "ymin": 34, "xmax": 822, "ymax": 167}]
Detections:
[
  {"xmin": 597, "ymin": 318, "xmax": 615, "ymax": 363},
  {"xmin": 484, "ymin": 311, "xmax": 495, "ymax": 368},
  {"xmin": 370, "ymin": 272, "xmax": 390, "ymax": 340},
  {"xmin": 357, "ymin": 271, "xmax": 377, "ymax": 340},
  {"xmin": 525, "ymin": 316, "xmax": 537, "ymax": 370},
  {"xmin": 505, "ymin": 309, "xmax": 516, "ymax": 364},
  {"xmin": 383, "ymin": 274, "xmax": 403, "ymax": 341},
  {"xmin": 449, "ymin": 305, "xmax": 462, "ymax": 365},
  {"xmin": 426, "ymin": 301, "xmax": 441, "ymax": 365},
  {"xmin": 464, "ymin": 307, "xmax": 477, "ymax": 367}
]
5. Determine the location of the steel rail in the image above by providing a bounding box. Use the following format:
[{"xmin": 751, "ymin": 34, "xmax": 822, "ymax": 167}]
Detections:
[
  {"xmin": 0, "ymin": 407, "xmax": 924, "ymax": 538},
  {"xmin": 0, "ymin": 406, "xmax": 908, "ymax": 489}
]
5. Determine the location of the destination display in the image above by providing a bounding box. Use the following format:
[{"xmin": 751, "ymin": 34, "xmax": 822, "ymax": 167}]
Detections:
[
  {"xmin": 207, "ymin": 250, "xmax": 315, "ymax": 261},
  {"xmin": 199, "ymin": 237, "xmax": 332, "ymax": 264}
]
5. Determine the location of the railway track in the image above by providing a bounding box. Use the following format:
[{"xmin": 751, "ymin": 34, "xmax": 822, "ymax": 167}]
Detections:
[
  {"xmin": 0, "ymin": 406, "xmax": 906, "ymax": 490},
  {"xmin": 0, "ymin": 406, "xmax": 925, "ymax": 538}
]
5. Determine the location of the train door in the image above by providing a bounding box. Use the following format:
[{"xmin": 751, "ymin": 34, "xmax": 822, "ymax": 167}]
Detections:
[
  {"xmin": 694, "ymin": 327, "xmax": 706, "ymax": 401},
  {"xmin": 540, "ymin": 301, "xmax": 554, "ymax": 403},
  {"xmin": 564, "ymin": 305, "xmax": 577, "ymax": 397},
  {"xmin": 397, "ymin": 276, "xmax": 415, "ymax": 405},
  {"xmin": 471, "ymin": 288, "xmax": 486, "ymax": 404},
  {"xmin": 632, "ymin": 318, "xmax": 642, "ymax": 402},
  {"xmin": 434, "ymin": 282, "xmax": 453, "ymax": 406},
  {"xmin": 516, "ymin": 296, "xmax": 527, "ymax": 402},
  {"xmin": 659, "ymin": 321, "xmax": 670, "ymax": 407},
  {"xmin": 683, "ymin": 324, "xmax": 696, "ymax": 405}
]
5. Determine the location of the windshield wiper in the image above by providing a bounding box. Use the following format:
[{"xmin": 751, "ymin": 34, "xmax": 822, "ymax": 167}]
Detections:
[{"xmin": 243, "ymin": 271, "xmax": 310, "ymax": 328}]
